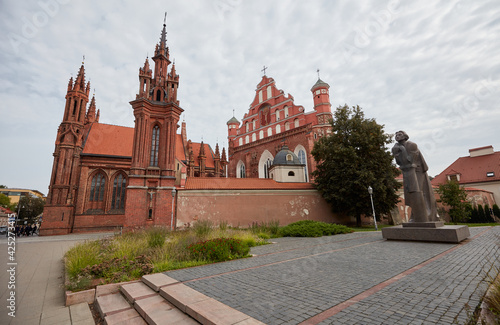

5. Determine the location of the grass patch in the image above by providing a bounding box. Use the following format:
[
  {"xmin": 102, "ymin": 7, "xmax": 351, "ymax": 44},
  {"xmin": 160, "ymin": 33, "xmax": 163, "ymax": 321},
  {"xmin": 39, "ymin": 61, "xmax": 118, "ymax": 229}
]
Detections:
[{"xmin": 65, "ymin": 224, "xmax": 268, "ymax": 291}]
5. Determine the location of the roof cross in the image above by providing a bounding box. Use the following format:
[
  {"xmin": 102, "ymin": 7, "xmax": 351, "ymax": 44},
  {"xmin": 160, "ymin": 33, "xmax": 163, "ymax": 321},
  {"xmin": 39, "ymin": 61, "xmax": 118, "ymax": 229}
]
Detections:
[{"xmin": 261, "ymin": 65, "xmax": 268, "ymax": 76}]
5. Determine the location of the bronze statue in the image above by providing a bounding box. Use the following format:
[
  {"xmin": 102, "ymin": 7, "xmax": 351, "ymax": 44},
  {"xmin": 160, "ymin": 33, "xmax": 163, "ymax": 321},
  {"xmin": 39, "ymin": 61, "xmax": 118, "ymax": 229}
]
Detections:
[{"xmin": 392, "ymin": 131, "xmax": 439, "ymax": 222}]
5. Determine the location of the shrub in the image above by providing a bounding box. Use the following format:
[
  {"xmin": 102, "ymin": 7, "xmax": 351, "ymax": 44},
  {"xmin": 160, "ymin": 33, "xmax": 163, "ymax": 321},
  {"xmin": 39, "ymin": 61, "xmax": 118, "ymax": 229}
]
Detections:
[
  {"xmin": 493, "ymin": 204, "xmax": 500, "ymax": 219},
  {"xmin": 279, "ymin": 220, "xmax": 353, "ymax": 237},
  {"xmin": 188, "ymin": 238, "xmax": 250, "ymax": 262},
  {"xmin": 81, "ymin": 255, "xmax": 154, "ymax": 283}
]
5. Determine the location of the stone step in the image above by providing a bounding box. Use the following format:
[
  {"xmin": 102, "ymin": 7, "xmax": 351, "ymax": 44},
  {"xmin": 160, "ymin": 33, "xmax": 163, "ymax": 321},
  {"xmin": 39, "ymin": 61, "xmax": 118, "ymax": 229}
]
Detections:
[
  {"xmin": 97, "ymin": 272, "xmax": 265, "ymax": 325},
  {"xmin": 96, "ymin": 292, "xmax": 133, "ymax": 318},
  {"xmin": 121, "ymin": 282, "xmax": 157, "ymax": 304},
  {"xmin": 104, "ymin": 308, "xmax": 147, "ymax": 325},
  {"xmin": 135, "ymin": 294, "xmax": 199, "ymax": 325}
]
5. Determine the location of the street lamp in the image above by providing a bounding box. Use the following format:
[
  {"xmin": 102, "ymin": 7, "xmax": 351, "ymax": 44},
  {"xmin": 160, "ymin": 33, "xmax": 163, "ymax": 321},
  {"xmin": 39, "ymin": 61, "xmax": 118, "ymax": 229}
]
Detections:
[
  {"xmin": 367, "ymin": 186, "xmax": 378, "ymax": 231},
  {"xmin": 170, "ymin": 187, "xmax": 176, "ymax": 231}
]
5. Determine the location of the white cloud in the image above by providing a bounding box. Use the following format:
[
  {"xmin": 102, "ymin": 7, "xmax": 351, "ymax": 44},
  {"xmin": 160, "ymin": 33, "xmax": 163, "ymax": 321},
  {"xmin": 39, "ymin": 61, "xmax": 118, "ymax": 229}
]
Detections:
[{"xmin": 0, "ymin": 0, "xmax": 499, "ymax": 193}]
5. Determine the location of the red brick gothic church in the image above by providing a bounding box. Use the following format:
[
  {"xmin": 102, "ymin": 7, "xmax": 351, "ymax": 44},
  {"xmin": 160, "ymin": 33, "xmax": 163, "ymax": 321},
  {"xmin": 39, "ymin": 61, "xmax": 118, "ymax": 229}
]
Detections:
[{"xmin": 40, "ymin": 21, "xmax": 336, "ymax": 235}]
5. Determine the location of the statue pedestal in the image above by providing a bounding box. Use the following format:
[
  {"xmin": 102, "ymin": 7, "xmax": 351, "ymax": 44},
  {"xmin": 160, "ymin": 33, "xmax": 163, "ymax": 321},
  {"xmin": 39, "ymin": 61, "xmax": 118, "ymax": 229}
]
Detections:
[{"xmin": 382, "ymin": 222, "xmax": 470, "ymax": 243}]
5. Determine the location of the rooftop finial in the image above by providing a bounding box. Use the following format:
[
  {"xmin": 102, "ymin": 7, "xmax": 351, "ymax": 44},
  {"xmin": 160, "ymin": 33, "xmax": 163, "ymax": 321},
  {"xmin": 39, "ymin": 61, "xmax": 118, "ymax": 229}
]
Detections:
[
  {"xmin": 159, "ymin": 13, "xmax": 168, "ymax": 50},
  {"xmin": 82, "ymin": 55, "xmax": 85, "ymax": 65},
  {"xmin": 317, "ymin": 68, "xmax": 320, "ymax": 79},
  {"xmin": 232, "ymin": 109, "xmax": 235, "ymax": 117},
  {"xmin": 262, "ymin": 65, "xmax": 268, "ymax": 76}
]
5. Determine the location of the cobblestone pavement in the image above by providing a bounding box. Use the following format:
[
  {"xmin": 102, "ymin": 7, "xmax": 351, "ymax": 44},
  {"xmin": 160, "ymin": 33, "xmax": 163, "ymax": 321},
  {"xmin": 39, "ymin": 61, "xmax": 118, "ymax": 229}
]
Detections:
[{"xmin": 164, "ymin": 227, "xmax": 500, "ymax": 325}]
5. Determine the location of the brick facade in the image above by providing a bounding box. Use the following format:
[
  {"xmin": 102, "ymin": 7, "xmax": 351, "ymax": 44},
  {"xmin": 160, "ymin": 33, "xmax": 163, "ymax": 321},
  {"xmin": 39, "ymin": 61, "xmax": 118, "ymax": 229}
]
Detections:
[
  {"xmin": 40, "ymin": 21, "xmax": 342, "ymax": 236},
  {"xmin": 227, "ymin": 76, "xmax": 333, "ymax": 181}
]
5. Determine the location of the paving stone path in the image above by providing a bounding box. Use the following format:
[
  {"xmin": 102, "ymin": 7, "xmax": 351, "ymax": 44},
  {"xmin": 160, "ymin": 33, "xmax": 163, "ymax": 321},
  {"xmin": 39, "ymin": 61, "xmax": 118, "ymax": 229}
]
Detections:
[{"xmin": 165, "ymin": 227, "xmax": 500, "ymax": 325}]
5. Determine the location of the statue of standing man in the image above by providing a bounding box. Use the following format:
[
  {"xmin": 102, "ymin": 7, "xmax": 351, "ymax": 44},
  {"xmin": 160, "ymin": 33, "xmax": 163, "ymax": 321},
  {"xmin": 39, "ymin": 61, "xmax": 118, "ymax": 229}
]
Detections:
[{"xmin": 392, "ymin": 131, "xmax": 439, "ymax": 223}]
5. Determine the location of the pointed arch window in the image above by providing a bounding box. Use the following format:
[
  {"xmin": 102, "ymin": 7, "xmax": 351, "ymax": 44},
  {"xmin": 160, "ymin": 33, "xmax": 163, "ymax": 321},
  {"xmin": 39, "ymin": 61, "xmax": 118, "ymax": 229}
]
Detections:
[
  {"xmin": 156, "ymin": 89, "xmax": 162, "ymax": 101},
  {"xmin": 264, "ymin": 158, "xmax": 273, "ymax": 179},
  {"xmin": 87, "ymin": 171, "xmax": 106, "ymax": 212},
  {"xmin": 111, "ymin": 173, "xmax": 126, "ymax": 210},
  {"xmin": 150, "ymin": 126, "xmax": 160, "ymax": 166},
  {"xmin": 240, "ymin": 164, "xmax": 246, "ymax": 178},
  {"xmin": 298, "ymin": 149, "xmax": 308, "ymax": 182},
  {"xmin": 90, "ymin": 173, "xmax": 106, "ymax": 202}
]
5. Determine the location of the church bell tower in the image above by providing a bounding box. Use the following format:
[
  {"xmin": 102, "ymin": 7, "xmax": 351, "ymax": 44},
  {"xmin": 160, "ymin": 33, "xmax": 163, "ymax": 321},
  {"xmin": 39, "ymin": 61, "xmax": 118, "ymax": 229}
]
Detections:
[
  {"xmin": 41, "ymin": 63, "xmax": 96, "ymax": 235},
  {"xmin": 125, "ymin": 17, "xmax": 184, "ymax": 228}
]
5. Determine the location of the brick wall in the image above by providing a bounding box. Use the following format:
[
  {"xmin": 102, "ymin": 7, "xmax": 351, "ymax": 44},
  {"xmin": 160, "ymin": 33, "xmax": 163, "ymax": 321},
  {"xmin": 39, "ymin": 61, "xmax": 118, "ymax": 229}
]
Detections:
[{"xmin": 175, "ymin": 188, "xmax": 351, "ymax": 228}]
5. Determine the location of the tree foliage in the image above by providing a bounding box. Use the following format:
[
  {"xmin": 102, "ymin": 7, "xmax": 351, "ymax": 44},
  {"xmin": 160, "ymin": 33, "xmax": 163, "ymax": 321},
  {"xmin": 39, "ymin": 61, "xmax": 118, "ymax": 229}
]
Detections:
[
  {"xmin": 17, "ymin": 196, "xmax": 45, "ymax": 223},
  {"xmin": 436, "ymin": 180, "xmax": 470, "ymax": 223},
  {"xmin": 0, "ymin": 193, "xmax": 15, "ymax": 211},
  {"xmin": 311, "ymin": 104, "xmax": 401, "ymax": 226},
  {"xmin": 493, "ymin": 204, "xmax": 500, "ymax": 219}
]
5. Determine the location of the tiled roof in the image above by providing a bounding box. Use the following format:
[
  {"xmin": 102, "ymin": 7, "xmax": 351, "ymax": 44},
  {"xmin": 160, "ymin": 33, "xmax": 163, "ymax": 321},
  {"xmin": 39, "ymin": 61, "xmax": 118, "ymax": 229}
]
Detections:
[
  {"xmin": 0, "ymin": 206, "xmax": 14, "ymax": 214},
  {"xmin": 183, "ymin": 177, "xmax": 315, "ymax": 190},
  {"xmin": 431, "ymin": 151, "xmax": 500, "ymax": 185},
  {"xmin": 82, "ymin": 123, "xmax": 213, "ymax": 168},
  {"xmin": 188, "ymin": 143, "xmax": 216, "ymax": 168},
  {"xmin": 82, "ymin": 123, "xmax": 134, "ymax": 157},
  {"xmin": 175, "ymin": 134, "xmax": 186, "ymax": 161}
]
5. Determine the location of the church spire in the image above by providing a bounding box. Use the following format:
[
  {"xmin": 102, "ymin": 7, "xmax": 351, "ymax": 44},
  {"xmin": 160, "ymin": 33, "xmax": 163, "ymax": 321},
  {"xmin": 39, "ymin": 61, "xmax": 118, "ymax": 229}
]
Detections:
[
  {"xmin": 85, "ymin": 95, "xmax": 97, "ymax": 124},
  {"xmin": 155, "ymin": 12, "xmax": 169, "ymax": 59},
  {"xmin": 74, "ymin": 64, "xmax": 86, "ymax": 91}
]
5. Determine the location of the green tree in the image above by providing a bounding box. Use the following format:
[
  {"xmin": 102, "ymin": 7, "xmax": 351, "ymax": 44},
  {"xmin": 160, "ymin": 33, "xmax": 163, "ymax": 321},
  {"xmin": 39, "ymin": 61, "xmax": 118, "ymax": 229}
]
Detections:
[
  {"xmin": 0, "ymin": 193, "xmax": 15, "ymax": 211},
  {"xmin": 311, "ymin": 104, "xmax": 401, "ymax": 227},
  {"xmin": 477, "ymin": 205, "xmax": 486, "ymax": 223},
  {"xmin": 483, "ymin": 204, "xmax": 494, "ymax": 223},
  {"xmin": 469, "ymin": 206, "xmax": 479, "ymax": 223},
  {"xmin": 493, "ymin": 204, "xmax": 500, "ymax": 219},
  {"xmin": 17, "ymin": 196, "xmax": 45, "ymax": 224},
  {"xmin": 436, "ymin": 180, "xmax": 470, "ymax": 223}
]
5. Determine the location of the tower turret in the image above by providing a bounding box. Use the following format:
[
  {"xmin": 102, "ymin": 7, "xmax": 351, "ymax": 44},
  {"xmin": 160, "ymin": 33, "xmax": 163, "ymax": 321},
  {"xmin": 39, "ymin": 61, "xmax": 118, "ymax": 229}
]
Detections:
[
  {"xmin": 41, "ymin": 63, "xmax": 92, "ymax": 235},
  {"xmin": 311, "ymin": 77, "xmax": 332, "ymax": 125},
  {"xmin": 227, "ymin": 115, "xmax": 240, "ymax": 140},
  {"xmin": 126, "ymin": 16, "xmax": 184, "ymax": 229}
]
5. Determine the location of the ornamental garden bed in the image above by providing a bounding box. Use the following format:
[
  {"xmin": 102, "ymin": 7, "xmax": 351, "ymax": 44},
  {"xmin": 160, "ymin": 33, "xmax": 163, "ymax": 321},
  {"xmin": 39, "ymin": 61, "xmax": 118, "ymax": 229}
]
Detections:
[{"xmin": 64, "ymin": 220, "xmax": 353, "ymax": 294}]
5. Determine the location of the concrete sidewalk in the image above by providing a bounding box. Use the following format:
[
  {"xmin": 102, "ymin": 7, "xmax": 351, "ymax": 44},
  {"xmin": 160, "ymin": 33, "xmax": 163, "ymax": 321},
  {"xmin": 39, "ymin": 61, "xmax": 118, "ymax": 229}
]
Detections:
[{"xmin": 0, "ymin": 232, "xmax": 114, "ymax": 325}]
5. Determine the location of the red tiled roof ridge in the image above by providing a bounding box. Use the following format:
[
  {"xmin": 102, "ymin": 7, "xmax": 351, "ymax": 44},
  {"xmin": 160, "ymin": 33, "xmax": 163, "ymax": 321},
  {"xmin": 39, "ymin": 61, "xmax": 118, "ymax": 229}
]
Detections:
[
  {"xmin": 431, "ymin": 151, "xmax": 500, "ymax": 186},
  {"xmin": 94, "ymin": 122, "xmax": 133, "ymax": 129},
  {"xmin": 464, "ymin": 187, "xmax": 493, "ymax": 193}
]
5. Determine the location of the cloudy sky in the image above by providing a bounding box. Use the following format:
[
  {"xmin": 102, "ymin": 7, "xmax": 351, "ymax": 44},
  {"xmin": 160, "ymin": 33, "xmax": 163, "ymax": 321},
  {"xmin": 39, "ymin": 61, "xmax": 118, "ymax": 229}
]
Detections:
[{"xmin": 1, "ymin": 0, "xmax": 499, "ymax": 195}]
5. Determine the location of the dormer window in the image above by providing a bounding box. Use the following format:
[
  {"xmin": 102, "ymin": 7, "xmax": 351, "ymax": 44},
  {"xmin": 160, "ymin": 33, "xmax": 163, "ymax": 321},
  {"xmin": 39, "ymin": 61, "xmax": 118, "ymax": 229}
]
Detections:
[{"xmin": 286, "ymin": 154, "xmax": 293, "ymax": 161}]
